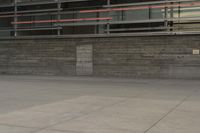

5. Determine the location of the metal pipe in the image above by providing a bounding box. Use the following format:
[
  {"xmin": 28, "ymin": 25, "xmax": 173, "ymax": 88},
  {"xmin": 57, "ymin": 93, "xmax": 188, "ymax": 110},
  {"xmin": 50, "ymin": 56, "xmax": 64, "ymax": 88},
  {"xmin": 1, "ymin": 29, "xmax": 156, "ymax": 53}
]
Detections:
[
  {"xmin": 79, "ymin": 2, "xmax": 200, "ymax": 13},
  {"xmin": 0, "ymin": 1, "xmax": 199, "ymax": 18},
  {"xmin": 14, "ymin": 0, "xmax": 17, "ymax": 37},
  {"xmin": 12, "ymin": 17, "xmax": 113, "ymax": 25}
]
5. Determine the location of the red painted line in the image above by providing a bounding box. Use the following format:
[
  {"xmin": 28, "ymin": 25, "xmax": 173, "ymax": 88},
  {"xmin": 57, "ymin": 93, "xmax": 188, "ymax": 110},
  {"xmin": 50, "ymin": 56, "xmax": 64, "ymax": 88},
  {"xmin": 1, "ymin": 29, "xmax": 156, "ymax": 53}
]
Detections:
[
  {"xmin": 12, "ymin": 17, "xmax": 112, "ymax": 24},
  {"xmin": 1, "ymin": 2, "xmax": 199, "ymax": 18},
  {"xmin": 79, "ymin": 2, "xmax": 200, "ymax": 13}
]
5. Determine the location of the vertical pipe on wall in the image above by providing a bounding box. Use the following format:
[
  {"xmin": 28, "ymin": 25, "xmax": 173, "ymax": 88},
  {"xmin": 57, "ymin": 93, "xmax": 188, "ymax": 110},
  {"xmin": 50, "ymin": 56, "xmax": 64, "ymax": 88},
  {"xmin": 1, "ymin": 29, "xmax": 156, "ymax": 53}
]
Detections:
[
  {"xmin": 14, "ymin": 0, "xmax": 18, "ymax": 37},
  {"xmin": 164, "ymin": 0, "xmax": 168, "ymax": 31},
  {"xmin": 149, "ymin": 6, "xmax": 152, "ymax": 28},
  {"xmin": 95, "ymin": 11, "xmax": 100, "ymax": 34},
  {"xmin": 106, "ymin": 0, "xmax": 110, "ymax": 34},
  {"xmin": 178, "ymin": 1, "xmax": 181, "ymax": 31},
  {"xmin": 170, "ymin": 2, "xmax": 174, "ymax": 31},
  {"xmin": 57, "ymin": 0, "xmax": 61, "ymax": 36}
]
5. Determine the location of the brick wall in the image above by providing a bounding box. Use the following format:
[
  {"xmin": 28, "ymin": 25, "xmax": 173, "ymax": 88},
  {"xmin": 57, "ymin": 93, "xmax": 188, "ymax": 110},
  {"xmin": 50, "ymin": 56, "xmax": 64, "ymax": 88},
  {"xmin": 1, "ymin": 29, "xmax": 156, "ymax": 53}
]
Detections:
[
  {"xmin": 93, "ymin": 36, "xmax": 200, "ymax": 78},
  {"xmin": 0, "ymin": 39, "xmax": 76, "ymax": 75},
  {"xmin": 0, "ymin": 35, "xmax": 200, "ymax": 79}
]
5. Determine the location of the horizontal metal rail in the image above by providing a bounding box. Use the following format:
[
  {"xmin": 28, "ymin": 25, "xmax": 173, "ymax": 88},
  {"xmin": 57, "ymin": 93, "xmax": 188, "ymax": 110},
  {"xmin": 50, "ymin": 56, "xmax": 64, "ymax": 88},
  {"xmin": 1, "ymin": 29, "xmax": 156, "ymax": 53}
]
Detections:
[
  {"xmin": 0, "ymin": 8, "xmax": 63, "ymax": 15},
  {"xmin": 1, "ymin": 25, "xmax": 198, "ymax": 33},
  {"xmin": 106, "ymin": 27, "xmax": 171, "ymax": 32},
  {"xmin": 104, "ymin": 0, "xmax": 199, "ymax": 7},
  {"xmin": 0, "ymin": 27, "xmax": 61, "ymax": 31},
  {"xmin": 80, "ymin": 2, "xmax": 200, "ymax": 13},
  {"xmin": 0, "ymin": 0, "xmax": 198, "ymax": 8},
  {"xmin": 0, "ymin": 1, "xmax": 199, "ymax": 19},
  {"xmin": 12, "ymin": 17, "xmax": 200, "ymax": 26},
  {"xmin": 1, "ymin": 31, "xmax": 200, "ymax": 40},
  {"xmin": 0, "ymin": 0, "xmax": 200, "ymax": 38},
  {"xmin": 12, "ymin": 17, "xmax": 112, "ymax": 24}
]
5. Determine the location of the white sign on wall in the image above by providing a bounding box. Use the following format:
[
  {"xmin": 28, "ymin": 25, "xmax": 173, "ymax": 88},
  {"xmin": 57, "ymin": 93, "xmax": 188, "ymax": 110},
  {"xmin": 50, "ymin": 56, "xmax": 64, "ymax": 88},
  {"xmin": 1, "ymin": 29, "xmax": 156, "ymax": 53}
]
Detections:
[{"xmin": 193, "ymin": 49, "xmax": 200, "ymax": 55}]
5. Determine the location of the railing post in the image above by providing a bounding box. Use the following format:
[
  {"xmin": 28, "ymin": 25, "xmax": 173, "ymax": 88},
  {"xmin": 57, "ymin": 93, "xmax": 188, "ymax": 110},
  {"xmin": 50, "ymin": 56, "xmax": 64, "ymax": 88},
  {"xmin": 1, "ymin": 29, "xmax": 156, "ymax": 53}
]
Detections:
[
  {"xmin": 164, "ymin": 1, "xmax": 168, "ymax": 31},
  {"xmin": 57, "ymin": 0, "xmax": 61, "ymax": 36},
  {"xmin": 106, "ymin": 0, "xmax": 110, "ymax": 34},
  {"xmin": 178, "ymin": 1, "xmax": 181, "ymax": 31},
  {"xmin": 14, "ymin": 0, "xmax": 18, "ymax": 37}
]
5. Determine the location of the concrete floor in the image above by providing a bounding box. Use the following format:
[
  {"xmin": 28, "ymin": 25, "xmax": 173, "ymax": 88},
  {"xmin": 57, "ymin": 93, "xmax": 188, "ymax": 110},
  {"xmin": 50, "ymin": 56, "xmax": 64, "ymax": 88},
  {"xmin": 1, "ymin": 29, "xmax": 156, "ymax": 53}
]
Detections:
[{"xmin": 0, "ymin": 76, "xmax": 199, "ymax": 133}]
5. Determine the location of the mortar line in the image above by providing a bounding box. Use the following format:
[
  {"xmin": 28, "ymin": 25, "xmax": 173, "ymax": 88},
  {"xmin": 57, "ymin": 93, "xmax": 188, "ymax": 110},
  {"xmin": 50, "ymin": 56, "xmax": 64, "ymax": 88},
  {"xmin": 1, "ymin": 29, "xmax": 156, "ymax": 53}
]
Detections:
[{"xmin": 143, "ymin": 88, "xmax": 199, "ymax": 133}]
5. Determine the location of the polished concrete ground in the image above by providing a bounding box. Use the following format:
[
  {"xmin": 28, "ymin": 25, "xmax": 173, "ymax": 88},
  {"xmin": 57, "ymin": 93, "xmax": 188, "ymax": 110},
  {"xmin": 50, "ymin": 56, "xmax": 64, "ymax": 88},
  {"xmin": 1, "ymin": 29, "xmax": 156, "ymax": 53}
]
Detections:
[{"xmin": 0, "ymin": 76, "xmax": 199, "ymax": 133}]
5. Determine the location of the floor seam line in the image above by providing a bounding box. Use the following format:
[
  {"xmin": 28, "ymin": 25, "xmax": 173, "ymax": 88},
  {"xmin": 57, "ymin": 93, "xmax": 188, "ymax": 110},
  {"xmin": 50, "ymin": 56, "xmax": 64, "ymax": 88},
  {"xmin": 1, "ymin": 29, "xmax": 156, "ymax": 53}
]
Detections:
[
  {"xmin": 30, "ymin": 97, "xmax": 131, "ymax": 133},
  {"xmin": 0, "ymin": 123, "xmax": 37, "ymax": 129},
  {"xmin": 52, "ymin": 129, "xmax": 84, "ymax": 133},
  {"xmin": 143, "ymin": 89, "xmax": 199, "ymax": 133}
]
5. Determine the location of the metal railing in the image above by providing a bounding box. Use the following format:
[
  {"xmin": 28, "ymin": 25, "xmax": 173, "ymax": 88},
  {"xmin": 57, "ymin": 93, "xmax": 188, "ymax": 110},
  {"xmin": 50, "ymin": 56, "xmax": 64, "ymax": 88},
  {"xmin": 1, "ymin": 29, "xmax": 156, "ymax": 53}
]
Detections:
[{"xmin": 0, "ymin": 0, "xmax": 199, "ymax": 38}]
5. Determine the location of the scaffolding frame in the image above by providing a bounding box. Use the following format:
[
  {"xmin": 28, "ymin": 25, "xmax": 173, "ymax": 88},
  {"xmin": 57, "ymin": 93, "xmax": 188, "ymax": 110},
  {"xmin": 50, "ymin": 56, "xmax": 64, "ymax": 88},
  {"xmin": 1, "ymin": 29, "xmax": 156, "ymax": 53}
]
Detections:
[{"xmin": 0, "ymin": 0, "xmax": 200, "ymax": 38}]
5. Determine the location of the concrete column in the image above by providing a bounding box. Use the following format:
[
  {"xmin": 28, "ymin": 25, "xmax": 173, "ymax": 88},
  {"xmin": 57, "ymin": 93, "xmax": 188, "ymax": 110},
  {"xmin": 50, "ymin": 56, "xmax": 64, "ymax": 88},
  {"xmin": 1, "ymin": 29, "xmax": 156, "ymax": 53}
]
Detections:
[{"xmin": 76, "ymin": 44, "xmax": 93, "ymax": 76}]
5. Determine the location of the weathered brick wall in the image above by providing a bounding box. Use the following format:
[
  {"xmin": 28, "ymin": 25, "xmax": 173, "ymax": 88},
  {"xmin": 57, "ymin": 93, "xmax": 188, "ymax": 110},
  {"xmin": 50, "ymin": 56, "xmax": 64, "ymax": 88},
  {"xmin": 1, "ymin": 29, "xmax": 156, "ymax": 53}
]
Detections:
[
  {"xmin": 0, "ymin": 39, "xmax": 76, "ymax": 75},
  {"xmin": 0, "ymin": 35, "xmax": 200, "ymax": 79},
  {"xmin": 93, "ymin": 36, "xmax": 200, "ymax": 78}
]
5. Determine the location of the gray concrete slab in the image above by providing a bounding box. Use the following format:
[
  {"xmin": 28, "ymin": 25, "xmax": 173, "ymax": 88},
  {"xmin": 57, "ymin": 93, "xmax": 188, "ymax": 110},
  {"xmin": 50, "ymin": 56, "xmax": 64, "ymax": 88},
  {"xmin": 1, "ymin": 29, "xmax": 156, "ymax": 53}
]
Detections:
[
  {"xmin": 36, "ymin": 130, "xmax": 72, "ymax": 133},
  {"xmin": 0, "ymin": 76, "xmax": 199, "ymax": 133},
  {"xmin": 147, "ymin": 109, "xmax": 200, "ymax": 133},
  {"xmin": 50, "ymin": 98, "xmax": 180, "ymax": 133},
  {"xmin": 0, "ymin": 96, "xmax": 125, "ymax": 128},
  {"xmin": 0, "ymin": 125, "xmax": 36, "ymax": 133}
]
